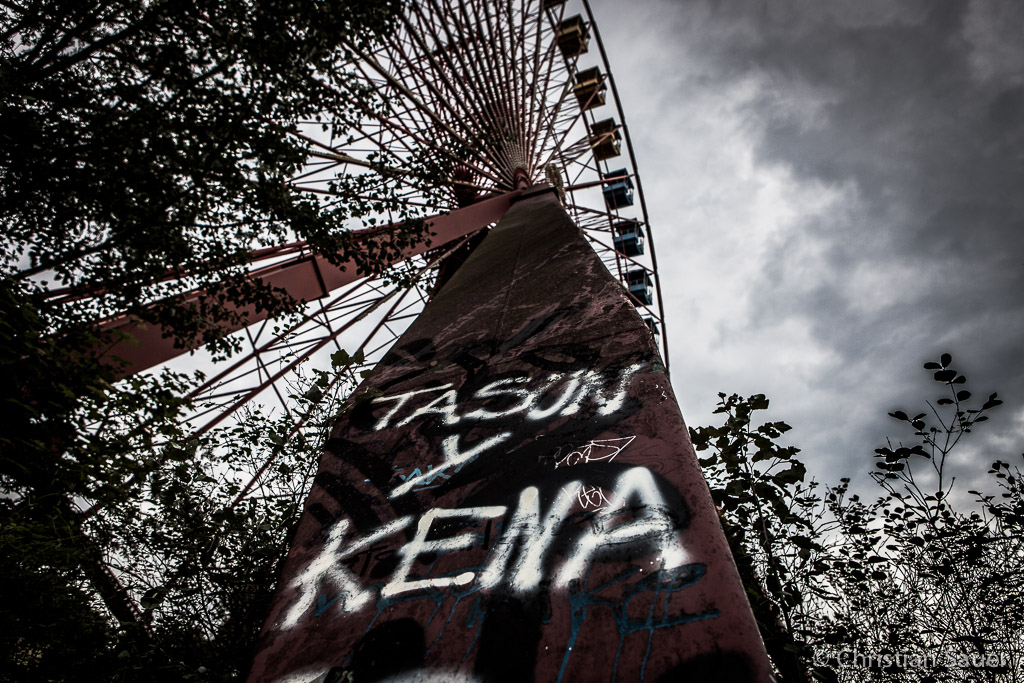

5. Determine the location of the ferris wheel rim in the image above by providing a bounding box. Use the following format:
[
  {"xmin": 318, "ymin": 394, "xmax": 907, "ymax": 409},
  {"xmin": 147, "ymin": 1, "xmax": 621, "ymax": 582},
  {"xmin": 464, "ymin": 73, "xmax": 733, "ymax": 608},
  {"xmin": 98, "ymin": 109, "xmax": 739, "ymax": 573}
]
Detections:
[
  {"xmin": 78, "ymin": 0, "xmax": 673, "ymax": 514},
  {"xmin": 210, "ymin": 0, "xmax": 670, "ymax": 420},
  {"xmin": 579, "ymin": 0, "xmax": 669, "ymax": 372}
]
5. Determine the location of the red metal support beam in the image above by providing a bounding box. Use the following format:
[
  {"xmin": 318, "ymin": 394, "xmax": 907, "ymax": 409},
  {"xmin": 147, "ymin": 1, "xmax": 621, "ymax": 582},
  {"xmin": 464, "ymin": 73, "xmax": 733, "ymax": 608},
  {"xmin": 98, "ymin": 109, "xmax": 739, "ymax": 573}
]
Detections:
[{"xmin": 96, "ymin": 190, "xmax": 521, "ymax": 378}]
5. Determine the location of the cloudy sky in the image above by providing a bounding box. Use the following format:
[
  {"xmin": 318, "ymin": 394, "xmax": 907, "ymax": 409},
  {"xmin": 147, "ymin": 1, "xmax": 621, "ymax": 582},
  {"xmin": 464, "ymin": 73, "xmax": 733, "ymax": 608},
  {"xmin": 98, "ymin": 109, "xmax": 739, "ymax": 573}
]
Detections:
[{"xmin": 589, "ymin": 0, "xmax": 1024, "ymax": 496}]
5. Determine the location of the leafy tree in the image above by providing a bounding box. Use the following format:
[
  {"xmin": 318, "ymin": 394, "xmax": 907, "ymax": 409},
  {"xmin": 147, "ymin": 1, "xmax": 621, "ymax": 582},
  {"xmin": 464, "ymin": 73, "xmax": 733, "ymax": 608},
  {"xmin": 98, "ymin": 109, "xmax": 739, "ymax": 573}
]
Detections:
[
  {"xmin": 814, "ymin": 355, "xmax": 1021, "ymax": 682},
  {"xmin": 690, "ymin": 392, "xmax": 822, "ymax": 683},
  {"xmin": 0, "ymin": 0, "xmax": 441, "ymax": 679},
  {"xmin": 692, "ymin": 355, "xmax": 1022, "ymax": 683}
]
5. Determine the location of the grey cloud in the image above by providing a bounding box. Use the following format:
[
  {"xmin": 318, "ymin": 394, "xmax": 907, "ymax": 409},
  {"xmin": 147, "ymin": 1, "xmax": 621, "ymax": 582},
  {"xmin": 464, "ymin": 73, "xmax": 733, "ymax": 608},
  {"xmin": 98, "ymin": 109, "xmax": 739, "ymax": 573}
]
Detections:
[
  {"xmin": 693, "ymin": 3, "xmax": 1024, "ymax": 363},
  {"xmin": 590, "ymin": 0, "xmax": 1024, "ymax": 490}
]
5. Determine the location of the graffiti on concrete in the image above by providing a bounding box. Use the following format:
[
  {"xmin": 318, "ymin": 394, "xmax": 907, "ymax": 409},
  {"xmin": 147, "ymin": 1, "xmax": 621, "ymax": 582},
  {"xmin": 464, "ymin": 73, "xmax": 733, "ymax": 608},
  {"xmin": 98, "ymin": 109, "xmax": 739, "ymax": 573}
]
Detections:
[
  {"xmin": 575, "ymin": 484, "xmax": 612, "ymax": 510},
  {"xmin": 554, "ymin": 435, "xmax": 635, "ymax": 469},
  {"xmin": 370, "ymin": 363, "xmax": 645, "ymax": 431},
  {"xmin": 282, "ymin": 464, "xmax": 693, "ymax": 624},
  {"xmin": 249, "ymin": 192, "xmax": 772, "ymax": 683},
  {"xmin": 248, "ymin": 336, "xmax": 760, "ymax": 682},
  {"xmin": 257, "ymin": 350, "xmax": 732, "ymax": 683}
]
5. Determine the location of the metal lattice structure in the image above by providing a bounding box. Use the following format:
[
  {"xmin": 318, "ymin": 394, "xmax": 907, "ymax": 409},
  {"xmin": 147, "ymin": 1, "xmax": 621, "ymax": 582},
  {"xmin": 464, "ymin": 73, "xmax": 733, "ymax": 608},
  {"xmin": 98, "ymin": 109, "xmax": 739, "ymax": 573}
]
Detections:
[
  {"xmin": 61, "ymin": 1, "xmax": 777, "ymax": 679},
  {"xmin": 95, "ymin": 0, "xmax": 666, "ymax": 457}
]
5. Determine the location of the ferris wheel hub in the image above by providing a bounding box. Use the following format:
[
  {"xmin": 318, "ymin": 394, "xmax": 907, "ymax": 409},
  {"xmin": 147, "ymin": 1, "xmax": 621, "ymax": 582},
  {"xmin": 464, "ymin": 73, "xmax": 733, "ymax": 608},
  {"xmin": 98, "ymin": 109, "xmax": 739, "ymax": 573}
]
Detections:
[{"xmin": 513, "ymin": 167, "xmax": 531, "ymax": 190}]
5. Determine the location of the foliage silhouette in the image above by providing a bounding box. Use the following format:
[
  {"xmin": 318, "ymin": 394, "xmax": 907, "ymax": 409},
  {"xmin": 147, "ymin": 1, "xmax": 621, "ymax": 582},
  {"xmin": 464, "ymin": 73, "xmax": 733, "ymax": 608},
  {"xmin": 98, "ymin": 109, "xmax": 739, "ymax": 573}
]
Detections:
[
  {"xmin": 0, "ymin": 0, "xmax": 449, "ymax": 679},
  {"xmin": 692, "ymin": 354, "xmax": 1021, "ymax": 683}
]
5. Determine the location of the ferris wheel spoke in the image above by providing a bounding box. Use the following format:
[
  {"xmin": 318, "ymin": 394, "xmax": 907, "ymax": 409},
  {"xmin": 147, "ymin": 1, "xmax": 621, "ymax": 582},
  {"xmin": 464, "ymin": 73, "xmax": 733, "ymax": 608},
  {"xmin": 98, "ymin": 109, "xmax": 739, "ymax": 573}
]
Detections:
[
  {"xmin": 401, "ymin": 6, "xmax": 495, "ymax": 155},
  {"xmin": 445, "ymin": 2, "xmax": 518, "ymax": 172},
  {"xmin": 296, "ymin": 119, "xmax": 448, "ymax": 198},
  {"xmin": 426, "ymin": 0, "xmax": 513, "ymax": 143},
  {"xmin": 323, "ymin": 67, "xmax": 494, "ymax": 188},
  {"xmin": 525, "ymin": 8, "xmax": 584, "ymax": 167},
  {"xmin": 387, "ymin": 16, "xmax": 475, "ymax": 138},
  {"xmin": 185, "ymin": 283, "xmax": 380, "ymax": 407},
  {"xmin": 349, "ymin": 47, "xmax": 497, "ymax": 182},
  {"xmin": 104, "ymin": 0, "xmax": 669, "ymax": 469},
  {"xmin": 188, "ymin": 282, "xmax": 412, "ymax": 438},
  {"xmin": 508, "ymin": 3, "xmax": 539, "ymax": 165},
  {"xmin": 223, "ymin": 227, "xmax": 490, "ymax": 506},
  {"xmin": 525, "ymin": 63, "xmax": 575, "ymax": 173},
  {"xmin": 422, "ymin": 0, "xmax": 527, "ymax": 187},
  {"xmin": 378, "ymin": 29, "xmax": 511, "ymax": 189},
  {"xmin": 295, "ymin": 182, "xmax": 441, "ymax": 210},
  {"xmin": 554, "ymin": 133, "xmax": 602, "ymax": 168},
  {"xmin": 221, "ymin": 293, "xmax": 406, "ymax": 507},
  {"xmin": 475, "ymin": 0, "xmax": 521, "ymax": 152},
  {"xmin": 377, "ymin": 45, "xmax": 452, "ymax": 140},
  {"xmin": 183, "ymin": 225, "xmax": 486, "ymax": 437},
  {"xmin": 522, "ymin": 2, "xmax": 555, "ymax": 167},
  {"xmin": 292, "ymin": 131, "xmax": 411, "ymax": 178},
  {"xmin": 535, "ymin": 99, "xmax": 603, "ymax": 174}
]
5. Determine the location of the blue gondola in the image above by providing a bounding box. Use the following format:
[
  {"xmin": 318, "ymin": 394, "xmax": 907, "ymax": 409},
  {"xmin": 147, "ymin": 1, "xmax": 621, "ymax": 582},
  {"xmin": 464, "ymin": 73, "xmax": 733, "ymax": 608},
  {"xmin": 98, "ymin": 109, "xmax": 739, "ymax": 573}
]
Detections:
[
  {"xmin": 602, "ymin": 168, "xmax": 634, "ymax": 209},
  {"xmin": 626, "ymin": 268, "xmax": 652, "ymax": 306},
  {"xmin": 612, "ymin": 219, "xmax": 644, "ymax": 256}
]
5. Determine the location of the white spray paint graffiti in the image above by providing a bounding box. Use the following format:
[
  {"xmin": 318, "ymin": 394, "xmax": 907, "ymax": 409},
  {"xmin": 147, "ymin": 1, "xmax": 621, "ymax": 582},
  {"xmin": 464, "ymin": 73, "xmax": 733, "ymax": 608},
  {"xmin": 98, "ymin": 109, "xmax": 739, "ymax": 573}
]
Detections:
[
  {"xmin": 555, "ymin": 466, "xmax": 687, "ymax": 586},
  {"xmin": 282, "ymin": 466, "xmax": 687, "ymax": 627},
  {"xmin": 381, "ymin": 505, "xmax": 505, "ymax": 599},
  {"xmin": 278, "ymin": 362, "xmax": 668, "ymax": 628},
  {"xmin": 554, "ymin": 435, "xmax": 635, "ymax": 469},
  {"xmin": 374, "ymin": 365, "xmax": 643, "ymax": 502},
  {"xmin": 370, "ymin": 363, "xmax": 645, "ymax": 432},
  {"xmin": 389, "ymin": 433, "xmax": 513, "ymax": 499},
  {"xmin": 397, "ymin": 388, "xmax": 461, "ymax": 427},
  {"xmin": 555, "ymin": 435, "xmax": 636, "ymax": 513},
  {"xmin": 476, "ymin": 483, "xmax": 579, "ymax": 593},
  {"xmin": 280, "ymin": 515, "xmax": 413, "ymax": 628},
  {"xmin": 372, "ymin": 385, "xmax": 454, "ymax": 431},
  {"xmin": 576, "ymin": 485, "xmax": 612, "ymax": 510}
]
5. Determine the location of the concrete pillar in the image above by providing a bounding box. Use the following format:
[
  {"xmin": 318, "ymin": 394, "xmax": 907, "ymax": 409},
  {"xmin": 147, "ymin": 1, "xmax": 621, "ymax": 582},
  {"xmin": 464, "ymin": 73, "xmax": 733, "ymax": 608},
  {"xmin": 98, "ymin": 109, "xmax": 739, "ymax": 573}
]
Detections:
[{"xmin": 247, "ymin": 186, "xmax": 773, "ymax": 683}]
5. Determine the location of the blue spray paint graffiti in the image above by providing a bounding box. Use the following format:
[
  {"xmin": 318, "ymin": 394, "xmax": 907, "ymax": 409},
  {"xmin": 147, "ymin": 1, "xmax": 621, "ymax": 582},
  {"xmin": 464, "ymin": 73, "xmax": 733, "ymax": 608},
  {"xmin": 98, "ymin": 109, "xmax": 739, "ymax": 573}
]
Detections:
[
  {"xmin": 559, "ymin": 563, "xmax": 719, "ymax": 682},
  {"xmin": 312, "ymin": 510, "xmax": 719, "ymax": 682}
]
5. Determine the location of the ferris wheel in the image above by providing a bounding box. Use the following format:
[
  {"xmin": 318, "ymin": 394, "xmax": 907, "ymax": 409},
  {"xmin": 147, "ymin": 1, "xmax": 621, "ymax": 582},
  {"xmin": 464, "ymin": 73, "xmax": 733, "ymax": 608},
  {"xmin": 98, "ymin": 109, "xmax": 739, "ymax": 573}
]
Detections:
[{"xmin": 98, "ymin": 0, "xmax": 666, "ymax": 481}]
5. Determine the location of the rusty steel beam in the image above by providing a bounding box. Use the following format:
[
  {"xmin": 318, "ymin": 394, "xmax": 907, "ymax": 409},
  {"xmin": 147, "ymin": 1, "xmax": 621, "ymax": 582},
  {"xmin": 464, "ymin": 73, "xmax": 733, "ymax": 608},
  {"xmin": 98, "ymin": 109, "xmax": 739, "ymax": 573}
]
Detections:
[
  {"xmin": 247, "ymin": 185, "xmax": 772, "ymax": 682},
  {"xmin": 95, "ymin": 190, "xmax": 521, "ymax": 378}
]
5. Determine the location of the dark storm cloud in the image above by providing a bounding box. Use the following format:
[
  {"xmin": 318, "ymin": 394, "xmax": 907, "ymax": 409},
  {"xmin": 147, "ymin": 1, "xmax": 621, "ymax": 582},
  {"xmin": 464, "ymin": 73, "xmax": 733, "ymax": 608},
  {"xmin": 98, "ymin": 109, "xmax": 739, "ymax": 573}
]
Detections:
[
  {"xmin": 590, "ymin": 0, "xmax": 1024, "ymax": 490},
  {"xmin": 702, "ymin": 0, "xmax": 1024, "ymax": 379},
  {"xmin": 746, "ymin": 2, "xmax": 1024, "ymax": 483}
]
